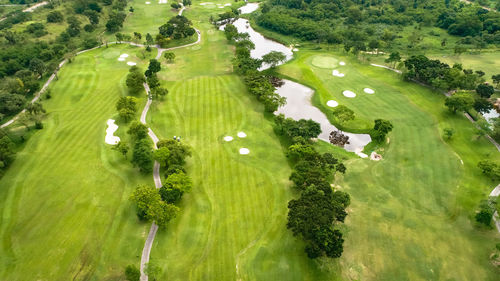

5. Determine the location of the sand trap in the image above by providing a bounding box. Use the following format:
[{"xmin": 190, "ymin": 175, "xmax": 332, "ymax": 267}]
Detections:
[
  {"xmin": 158, "ymin": 0, "xmax": 167, "ymax": 3},
  {"xmin": 145, "ymin": 1, "xmax": 151, "ymax": 4},
  {"xmin": 223, "ymin": 3, "xmax": 231, "ymax": 6},
  {"xmin": 127, "ymin": 62, "xmax": 137, "ymax": 66},
  {"xmin": 343, "ymin": 90, "xmax": 356, "ymax": 98},
  {"xmin": 237, "ymin": 132, "xmax": 247, "ymax": 138},
  {"xmin": 339, "ymin": 61, "xmax": 345, "ymax": 66},
  {"xmin": 199, "ymin": 2, "xmax": 213, "ymax": 5},
  {"xmin": 364, "ymin": 88, "xmax": 375, "ymax": 94},
  {"xmin": 293, "ymin": 48, "xmax": 299, "ymax": 52},
  {"xmin": 239, "ymin": 148, "xmax": 250, "ymax": 155},
  {"xmin": 105, "ymin": 119, "xmax": 120, "ymax": 145},
  {"xmin": 327, "ymin": 100, "xmax": 338, "ymax": 107},
  {"xmin": 332, "ymin": 70, "xmax": 345, "ymax": 77},
  {"xmin": 119, "ymin": 54, "xmax": 129, "ymax": 58},
  {"xmin": 223, "ymin": 136, "xmax": 233, "ymax": 142},
  {"xmin": 118, "ymin": 57, "xmax": 125, "ymax": 61}
]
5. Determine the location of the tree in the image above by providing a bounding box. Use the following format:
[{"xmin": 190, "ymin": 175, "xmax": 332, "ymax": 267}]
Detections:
[
  {"xmin": 224, "ymin": 24, "xmax": 238, "ymax": 41},
  {"xmin": 153, "ymin": 147, "xmax": 170, "ymax": 167},
  {"xmin": 145, "ymin": 59, "xmax": 161, "ymax": 77},
  {"xmin": 475, "ymin": 119, "xmax": 492, "ymax": 139},
  {"xmin": 445, "ymin": 93, "xmax": 474, "ymax": 113},
  {"xmin": 476, "ymin": 84, "xmax": 494, "ymax": 98},
  {"xmin": 47, "ymin": 11, "xmax": 64, "ymax": 23},
  {"xmin": 385, "ymin": 52, "xmax": 401, "ymax": 68},
  {"xmin": 129, "ymin": 6, "xmax": 135, "ymax": 13},
  {"xmin": 443, "ymin": 127, "xmax": 454, "ymax": 140},
  {"xmin": 126, "ymin": 66, "xmax": 146, "ymax": 94},
  {"xmin": 127, "ymin": 121, "xmax": 149, "ymax": 139},
  {"xmin": 145, "ymin": 262, "xmax": 162, "ymax": 281},
  {"xmin": 151, "ymin": 87, "xmax": 168, "ymax": 99},
  {"xmin": 492, "ymin": 74, "xmax": 500, "ymax": 88},
  {"xmin": 133, "ymin": 32, "xmax": 142, "ymax": 43},
  {"xmin": 147, "ymin": 200, "xmax": 179, "ymax": 228},
  {"xmin": 329, "ymin": 131, "xmax": 349, "ymax": 147},
  {"xmin": 124, "ymin": 264, "xmax": 140, "ymax": 281},
  {"xmin": 0, "ymin": 136, "xmax": 15, "ymax": 169},
  {"xmin": 163, "ymin": 52, "xmax": 175, "ymax": 63},
  {"xmin": 130, "ymin": 185, "xmax": 160, "ymax": 220},
  {"xmin": 131, "ymin": 138, "xmax": 153, "ymax": 173},
  {"xmin": 26, "ymin": 102, "xmax": 45, "ymax": 115},
  {"xmin": 159, "ymin": 171, "xmax": 192, "ymax": 203},
  {"xmin": 146, "ymin": 33, "xmax": 154, "ymax": 45},
  {"xmin": 372, "ymin": 119, "xmax": 393, "ymax": 143},
  {"xmin": 454, "ymin": 44, "xmax": 467, "ymax": 56},
  {"xmin": 112, "ymin": 141, "xmax": 129, "ymax": 158},
  {"xmin": 262, "ymin": 51, "xmax": 287, "ymax": 68},
  {"xmin": 116, "ymin": 96, "xmax": 138, "ymax": 122},
  {"xmin": 29, "ymin": 58, "xmax": 45, "ymax": 78},
  {"xmin": 473, "ymin": 98, "xmax": 493, "ymax": 114},
  {"xmin": 331, "ymin": 105, "xmax": 355, "ymax": 124},
  {"xmin": 171, "ymin": 2, "xmax": 181, "ymax": 9}
]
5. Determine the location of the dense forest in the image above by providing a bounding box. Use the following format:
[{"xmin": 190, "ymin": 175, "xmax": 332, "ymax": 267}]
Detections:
[{"xmin": 256, "ymin": 0, "xmax": 500, "ymax": 51}]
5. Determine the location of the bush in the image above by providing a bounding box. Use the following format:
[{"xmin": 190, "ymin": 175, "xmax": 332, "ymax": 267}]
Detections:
[
  {"xmin": 124, "ymin": 264, "xmax": 140, "ymax": 281},
  {"xmin": 47, "ymin": 11, "xmax": 64, "ymax": 23}
]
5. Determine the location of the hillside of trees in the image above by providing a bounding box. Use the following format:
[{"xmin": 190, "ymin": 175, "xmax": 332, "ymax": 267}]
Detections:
[{"xmin": 256, "ymin": 0, "xmax": 500, "ymax": 51}]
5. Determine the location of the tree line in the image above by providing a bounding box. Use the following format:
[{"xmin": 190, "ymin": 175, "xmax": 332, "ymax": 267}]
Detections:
[{"xmin": 255, "ymin": 0, "xmax": 500, "ymax": 52}]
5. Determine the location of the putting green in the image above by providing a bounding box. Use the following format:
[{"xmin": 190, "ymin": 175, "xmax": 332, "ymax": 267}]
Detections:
[
  {"xmin": 311, "ymin": 55, "xmax": 339, "ymax": 69},
  {"xmin": 0, "ymin": 45, "xmax": 155, "ymax": 280},
  {"xmin": 279, "ymin": 51, "xmax": 500, "ymax": 280}
]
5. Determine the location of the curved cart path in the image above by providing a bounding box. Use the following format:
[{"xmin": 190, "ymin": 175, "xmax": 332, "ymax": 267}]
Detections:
[
  {"xmin": 138, "ymin": 4, "xmax": 195, "ymax": 280},
  {"xmin": 0, "ymin": 16, "xmax": 200, "ymax": 129}
]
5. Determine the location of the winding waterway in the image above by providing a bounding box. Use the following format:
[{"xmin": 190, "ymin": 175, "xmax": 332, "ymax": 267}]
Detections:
[{"xmin": 235, "ymin": 3, "xmax": 371, "ymax": 156}]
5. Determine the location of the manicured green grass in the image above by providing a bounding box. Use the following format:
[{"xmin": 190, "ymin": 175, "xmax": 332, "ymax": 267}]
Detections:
[
  {"xmin": 0, "ymin": 44, "xmax": 155, "ymax": 280},
  {"xmin": 105, "ymin": 0, "xmax": 177, "ymax": 42},
  {"xmin": 278, "ymin": 51, "xmax": 500, "ymax": 280},
  {"xmin": 429, "ymin": 52, "xmax": 500, "ymax": 84},
  {"xmin": 145, "ymin": 5, "xmax": 346, "ymax": 280}
]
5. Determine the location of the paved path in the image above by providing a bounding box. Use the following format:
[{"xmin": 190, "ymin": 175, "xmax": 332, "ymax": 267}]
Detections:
[
  {"xmin": 0, "ymin": 30, "xmax": 201, "ymax": 129},
  {"xmin": 138, "ymin": 4, "xmax": 197, "ymax": 280},
  {"xmin": 22, "ymin": 1, "xmax": 47, "ymax": 12}
]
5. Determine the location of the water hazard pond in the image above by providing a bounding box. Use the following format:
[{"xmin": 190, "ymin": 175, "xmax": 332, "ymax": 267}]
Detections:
[{"xmin": 228, "ymin": 3, "xmax": 372, "ymax": 157}]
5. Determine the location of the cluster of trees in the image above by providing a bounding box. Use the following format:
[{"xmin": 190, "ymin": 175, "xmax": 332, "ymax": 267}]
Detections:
[
  {"xmin": 224, "ymin": 25, "xmax": 286, "ymax": 112},
  {"xmin": 475, "ymin": 197, "xmax": 499, "ymax": 227},
  {"xmin": 130, "ymin": 184, "xmax": 179, "ymax": 228},
  {"xmin": 273, "ymin": 114, "xmax": 349, "ymax": 259},
  {"xmin": 155, "ymin": 139, "xmax": 192, "ymax": 203},
  {"xmin": 255, "ymin": 0, "xmax": 500, "ymax": 52},
  {"xmin": 156, "ymin": 15, "xmax": 195, "ymax": 47},
  {"xmin": 0, "ymin": 0, "xmax": 131, "ymax": 119},
  {"xmin": 145, "ymin": 59, "xmax": 168, "ymax": 99},
  {"xmin": 116, "ymin": 96, "xmax": 137, "ymax": 122},
  {"xmin": 478, "ymin": 159, "xmax": 500, "ymax": 181},
  {"xmin": 0, "ymin": 136, "xmax": 16, "ymax": 176},
  {"xmin": 404, "ymin": 55, "xmax": 485, "ymax": 90}
]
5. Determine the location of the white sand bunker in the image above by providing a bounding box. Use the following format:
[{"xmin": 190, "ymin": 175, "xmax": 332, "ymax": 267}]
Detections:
[
  {"xmin": 145, "ymin": 1, "xmax": 151, "ymax": 4},
  {"xmin": 339, "ymin": 61, "xmax": 345, "ymax": 66},
  {"xmin": 127, "ymin": 62, "xmax": 137, "ymax": 66},
  {"xmin": 364, "ymin": 88, "xmax": 375, "ymax": 94},
  {"xmin": 332, "ymin": 70, "xmax": 345, "ymax": 77},
  {"xmin": 119, "ymin": 54, "xmax": 129, "ymax": 58},
  {"xmin": 355, "ymin": 148, "xmax": 368, "ymax": 158},
  {"xmin": 158, "ymin": 0, "xmax": 167, "ymax": 3},
  {"xmin": 118, "ymin": 57, "xmax": 125, "ymax": 61},
  {"xmin": 239, "ymin": 148, "xmax": 250, "ymax": 155},
  {"xmin": 293, "ymin": 48, "xmax": 299, "ymax": 52},
  {"xmin": 199, "ymin": 2, "xmax": 213, "ymax": 5},
  {"xmin": 223, "ymin": 136, "xmax": 233, "ymax": 142},
  {"xmin": 237, "ymin": 132, "xmax": 247, "ymax": 138},
  {"xmin": 326, "ymin": 100, "xmax": 338, "ymax": 107},
  {"xmin": 105, "ymin": 119, "xmax": 120, "ymax": 145},
  {"xmin": 343, "ymin": 90, "xmax": 356, "ymax": 98},
  {"xmin": 370, "ymin": 151, "xmax": 382, "ymax": 161}
]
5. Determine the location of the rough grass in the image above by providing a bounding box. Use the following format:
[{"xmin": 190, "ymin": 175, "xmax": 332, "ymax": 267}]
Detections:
[
  {"xmin": 0, "ymin": 44, "xmax": 154, "ymax": 280},
  {"xmin": 278, "ymin": 51, "xmax": 500, "ymax": 280}
]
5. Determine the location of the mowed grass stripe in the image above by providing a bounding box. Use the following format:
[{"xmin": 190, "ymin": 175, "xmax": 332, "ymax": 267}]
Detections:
[{"xmin": 0, "ymin": 45, "xmax": 151, "ymax": 280}]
